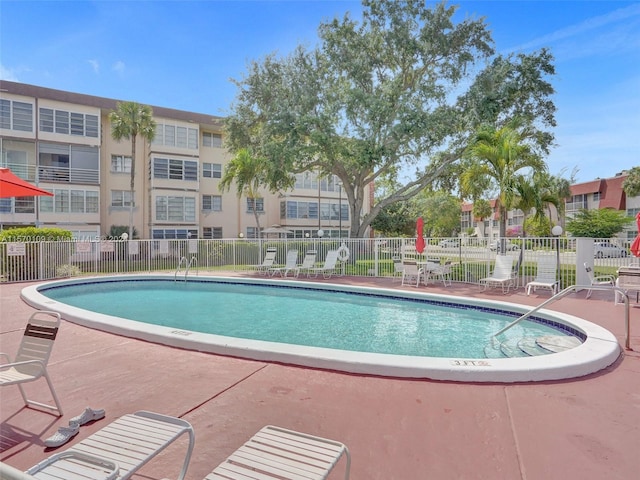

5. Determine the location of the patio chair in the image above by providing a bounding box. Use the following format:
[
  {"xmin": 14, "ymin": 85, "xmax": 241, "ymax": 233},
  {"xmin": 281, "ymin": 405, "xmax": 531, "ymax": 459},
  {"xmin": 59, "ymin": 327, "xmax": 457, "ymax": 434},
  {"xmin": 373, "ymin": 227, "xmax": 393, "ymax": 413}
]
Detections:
[
  {"xmin": 293, "ymin": 249, "xmax": 318, "ymax": 278},
  {"xmin": 425, "ymin": 260, "xmax": 453, "ymax": 287},
  {"xmin": 391, "ymin": 256, "xmax": 404, "ymax": 282},
  {"xmin": 307, "ymin": 250, "xmax": 339, "ymax": 279},
  {"xmin": 401, "ymin": 260, "xmax": 424, "ymax": 287},
  {"xmin": 0, "ymin": 311, "xmax": 64, "ymax": 416},
  {"xmin": 584, "ymin": 262, "xmax": 615, "ymax": 299},
  {"xmin": 478, "ymin": 255, "xmax": 516, "ymax": 294},
  {"xmin": 269, "ymin": 249, "xmax": 298, "ymax": 277},
  {"xmin": 253, "ymin": 247, "xmax": 278, "ymax": 275},
  {"xmin": 25, "ymin": 410, "xmax": 195, "ymax": 480},
  {"xmin": 526, "ymin": 255, "xmax": 559, "ymax": 296},
  {"xmin": 204, "ymin": 425, "xmax": 351, "ymax": 480}
]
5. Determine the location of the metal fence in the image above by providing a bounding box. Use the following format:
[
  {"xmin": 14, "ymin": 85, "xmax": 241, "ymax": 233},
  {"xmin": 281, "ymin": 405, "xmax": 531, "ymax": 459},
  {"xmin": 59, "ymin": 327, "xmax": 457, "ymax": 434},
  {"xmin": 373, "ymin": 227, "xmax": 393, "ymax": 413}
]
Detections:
[{"xmin": 0, "ymin": 236, "xmax": 632, "ymax": 287}]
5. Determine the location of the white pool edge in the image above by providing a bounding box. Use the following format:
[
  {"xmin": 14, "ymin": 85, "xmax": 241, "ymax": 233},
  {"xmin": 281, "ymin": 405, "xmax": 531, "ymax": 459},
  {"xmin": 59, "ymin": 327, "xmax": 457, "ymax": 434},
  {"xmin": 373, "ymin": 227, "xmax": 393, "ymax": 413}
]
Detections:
[{"xmin": 21, "ymin": 274, "xmax": 622, "ymax": 383}]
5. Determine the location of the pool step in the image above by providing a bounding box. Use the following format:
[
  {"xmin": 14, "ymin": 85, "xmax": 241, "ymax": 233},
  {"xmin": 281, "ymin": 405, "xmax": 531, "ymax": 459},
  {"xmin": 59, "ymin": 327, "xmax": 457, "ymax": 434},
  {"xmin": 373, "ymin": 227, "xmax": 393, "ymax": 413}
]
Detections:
[
  {"xmin": 499, "ymin": 338, "xmax": 530, "ymax": 358},
  {"xmin": 490, "ymin": 335, "xmax": 583, "ymax": 358},
  {"xmin": 536, "ymin": 335, "xmax": 583, "ymax": 353}
]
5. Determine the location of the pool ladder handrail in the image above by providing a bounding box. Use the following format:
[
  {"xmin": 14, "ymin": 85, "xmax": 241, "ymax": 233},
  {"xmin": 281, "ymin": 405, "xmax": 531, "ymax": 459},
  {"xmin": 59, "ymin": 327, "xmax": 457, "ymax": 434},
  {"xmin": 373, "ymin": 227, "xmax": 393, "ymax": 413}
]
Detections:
[
  {"xmin": 491, "ymin": 284, "xmax": 631, "ymax": 350},
  {"xmin": 175, "ymin": 256, "xmax": 198, "ymax": 281}
]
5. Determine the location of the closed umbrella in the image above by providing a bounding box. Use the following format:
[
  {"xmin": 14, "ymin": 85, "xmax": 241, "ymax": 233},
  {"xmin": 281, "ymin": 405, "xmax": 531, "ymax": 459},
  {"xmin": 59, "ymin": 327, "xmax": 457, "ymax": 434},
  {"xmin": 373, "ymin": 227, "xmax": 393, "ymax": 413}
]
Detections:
[
  {"xmin": 416, "ymin": 217, "xmax": 425, "ymax": 254},
  {"xmin": 0, "ymin": 168, "xmax": 53, "ymax": 198},
  {"xmin": 630, "ymin": 212, "xmax": 640, "ymax": 257}
]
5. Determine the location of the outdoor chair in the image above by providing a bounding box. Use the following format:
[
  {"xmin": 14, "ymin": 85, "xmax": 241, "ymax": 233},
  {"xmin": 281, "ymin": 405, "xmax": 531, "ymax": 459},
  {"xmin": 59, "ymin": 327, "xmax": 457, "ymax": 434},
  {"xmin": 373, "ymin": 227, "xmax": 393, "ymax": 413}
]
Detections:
[
  {"xmin": 307, "ymin": 250, "xmax": 339, "ymax": 279},
  {"xmin": 294, "ymin": 249, "xmax": 318, "ymax": 278},
  {"xmin": 401, "ymin": 260, "xmax": 424, "ymax": 287},
  {"xmin": 0, "ymin": 311, "xmax": 64, "ymax": 416},
  {"xmin": 24, "ymin": 410, "xmax": 195, "ymax": 480},
  {"xmin": 526, "ymin": 255, "xmax": 559, "ymax": 296},
  {"xmin": 204, "ymin": 425, "xmax": 351, "ymax": 480},
  {"xmin": 269, "ymin": 249, "xmax": 298, "ymax": 277},
  {"xmin": 253, "ymin": 247, "xmax": 278, "ymax": 275},
  {"xmin": 478, "ymin": 255, "xmax": 516, "ymax": 294},
  {"xmin": 584, "ymin": 262, "xmax": 615, "ymax": 299},
  {"xmin": 391, "ymin": 256, "xmax": 404, "ymax": 282},
  {"xmin": 425, "ymin": 260, "xmax": 453, "ymax": 287}
]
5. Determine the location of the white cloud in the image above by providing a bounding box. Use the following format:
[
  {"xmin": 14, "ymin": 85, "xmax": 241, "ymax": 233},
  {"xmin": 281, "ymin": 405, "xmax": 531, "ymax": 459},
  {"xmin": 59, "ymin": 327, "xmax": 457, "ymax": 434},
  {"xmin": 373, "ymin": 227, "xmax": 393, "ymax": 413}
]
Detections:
[
  {"xmin": 88, "ymin": 60, "xmax": 100, "ymax": 74},
  {"xmin": 0, "ymin": 64, "xmax": 20, "ymax": 81},
  {"xmin": 112, "ymin": 61, "xmax": 126, "ymax": 76}
]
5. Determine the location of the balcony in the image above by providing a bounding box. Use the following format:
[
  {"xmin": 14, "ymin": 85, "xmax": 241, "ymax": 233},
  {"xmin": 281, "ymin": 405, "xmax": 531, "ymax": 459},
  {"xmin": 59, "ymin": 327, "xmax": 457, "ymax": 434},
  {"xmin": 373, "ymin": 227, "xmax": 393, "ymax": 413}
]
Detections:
[{"xmin": 38, "ymin": 166, "xmax": 99, "ymax": 185}]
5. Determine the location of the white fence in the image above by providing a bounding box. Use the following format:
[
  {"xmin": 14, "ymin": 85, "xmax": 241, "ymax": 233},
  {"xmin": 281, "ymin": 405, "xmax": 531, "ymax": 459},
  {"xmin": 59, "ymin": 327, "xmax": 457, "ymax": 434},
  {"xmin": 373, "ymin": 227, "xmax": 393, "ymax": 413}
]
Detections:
[{"xmin": 0, "ymin": 237, "xmax": 632, "ymax": 289}]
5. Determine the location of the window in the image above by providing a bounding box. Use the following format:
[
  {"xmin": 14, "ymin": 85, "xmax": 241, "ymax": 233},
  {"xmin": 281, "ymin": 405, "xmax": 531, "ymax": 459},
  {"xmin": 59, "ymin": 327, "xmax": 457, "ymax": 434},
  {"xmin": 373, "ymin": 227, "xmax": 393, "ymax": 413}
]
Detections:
[
  {"xmin": 152, "ymin": 123, "xmax": 198, "ymax": 149},
  {"xmin": 247, "ymin": 197, "xmax": 264, "ymax": 213},
  {"xmin": 202, "ymin": 163, "xmax": 221, "ymax": 178},
  {"xmin": 246, "ymin": 227, "xmax": 260, "ymax": 239},
  {"xmin": 112, "ymin": 190, "xmax": 134, "ymax": 207},
  {"xmin": 39, "ymin": 188, "xmax": 97, "ymax": 213},
  {"xmin": 202, "ymin": 195, "xmax": 222, "ymax": 211},
  {"xmin": 0, "ymin": 196, "xmax": 36, "ymax": 214},
  {"xmin": 593, "ymin": 192, "xmax": 600, "ymax": 201},
  {"xmin": 38, "ymin": 108, "xmax": 98, "ymax": 137},
  {"xmin": 155, "ymin": 196, "xmax": 196, "ymax": 222},
  {"xmin": 203, "ymin": 227, "xmax": 223, "ymax": 239},
  {"xmin": 153, "ymin": 157, "xmax": 198, "ymax": 181},
  {"xmin": 202, "ymin": 132, "xmax": 223, "ymax": 148},
  {"xmin": 40, "ymin": 108, "xmax": 54, "ymax": 132},
  {"xmin": 152, "ymin": 229, "xmax": 198, "ymax": 239},
  {"xmin": 111, "ymin": 155, "xmax": 132, "ymax": 173},
  {"xmin": 55, "ymin": 110, "xmax": 69, "ymax": 134},
  {"xmin": 1, "ymin": 99, "xmax": 33, "ymax": 132}
]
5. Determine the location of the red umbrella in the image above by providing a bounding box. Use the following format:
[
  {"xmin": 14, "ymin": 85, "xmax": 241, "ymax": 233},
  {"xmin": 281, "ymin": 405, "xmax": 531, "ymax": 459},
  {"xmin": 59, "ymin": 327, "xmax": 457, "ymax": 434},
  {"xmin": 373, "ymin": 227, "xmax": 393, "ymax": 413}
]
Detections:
[
  {"xmin": 416, "ymin": 217, "xmax": 425, "ymax": 254},
  {"xmin": 631, "ymin": 212, "xmax": 640, "ymax": 257},
  {"xmin": 0, "ymin": 168, "xmax": 53, "ymax": 198}
]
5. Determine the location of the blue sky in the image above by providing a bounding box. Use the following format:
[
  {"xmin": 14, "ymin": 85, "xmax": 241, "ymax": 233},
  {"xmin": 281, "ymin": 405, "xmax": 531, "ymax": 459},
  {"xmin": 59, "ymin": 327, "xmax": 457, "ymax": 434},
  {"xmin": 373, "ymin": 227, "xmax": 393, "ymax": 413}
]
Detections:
[{"xmin": 1, "ymin": 0, "xmax": 638, "ymax": 184}]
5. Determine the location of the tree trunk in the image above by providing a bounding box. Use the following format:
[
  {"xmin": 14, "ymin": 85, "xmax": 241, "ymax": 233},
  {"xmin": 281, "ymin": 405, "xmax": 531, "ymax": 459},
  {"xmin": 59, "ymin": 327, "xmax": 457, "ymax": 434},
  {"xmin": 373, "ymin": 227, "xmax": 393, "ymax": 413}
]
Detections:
[{"xmin": 129, "ymin": 133, "xmax": 137, "ymax": 239}]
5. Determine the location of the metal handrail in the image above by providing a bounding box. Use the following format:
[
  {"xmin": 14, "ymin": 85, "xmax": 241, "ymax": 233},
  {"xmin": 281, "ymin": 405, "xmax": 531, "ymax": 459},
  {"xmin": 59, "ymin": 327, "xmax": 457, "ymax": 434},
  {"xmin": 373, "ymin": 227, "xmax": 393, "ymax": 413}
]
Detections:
[
  {"xmin": 185, "ymin": 256, "xmax": 197, "ymax": 279},
  {"xmin": 174, "ymin": 256, "xmax": 187, "ymax": 281},
  {"xmin": 492, "ymin": 284, "xmax": 632, "ymax": 351}
]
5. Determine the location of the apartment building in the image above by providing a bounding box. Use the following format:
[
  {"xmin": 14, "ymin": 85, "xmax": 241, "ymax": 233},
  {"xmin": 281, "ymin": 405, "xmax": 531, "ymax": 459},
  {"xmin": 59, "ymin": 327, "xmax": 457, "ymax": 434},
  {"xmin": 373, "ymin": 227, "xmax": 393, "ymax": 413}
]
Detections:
[
  {"xmin": 461, "ymin": 170, "xmax": 639, "ymax": 242},
  {"xmin": 0, "ymin": 81, "xmax": 362, "ymax": 239}
]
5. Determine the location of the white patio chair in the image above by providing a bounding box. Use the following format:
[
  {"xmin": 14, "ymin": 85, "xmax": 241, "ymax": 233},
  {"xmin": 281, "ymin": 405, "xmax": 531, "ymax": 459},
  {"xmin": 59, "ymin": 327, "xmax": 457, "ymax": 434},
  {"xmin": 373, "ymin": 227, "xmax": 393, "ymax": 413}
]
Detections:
[
  {"xmin": 584, "ymin": 262, "xmax": 615, "ymax": 299},
  {"xmin": 391, "ymin": 256, "xmax": 404, "ymax": 282},
  {"xmin": 478, "ymin": 255, "xmax": 516, "ymax": 294},
  {"xmin": 294, "ymin": 250, "xmax": 318, "ymax": 278},
  {"xmin": 425, "ymin": 260, "xmax": 453, "ymax": 287},
  {"xmin": 253, "ymin": 247, "xmax": 278, "ymax": 275},
  {"xmin": 401, "ymin": 260, "xmax": 424, "ymax": 287},
  {"xmin": 526, "ymin": 255, "xmax": 559, "ymax": 296},
  {"xmin": 307, "ymin": 250, "xmax": 339, "ymax": 279},
  {"xmin": 0, "ymin": 311, "xmax": 63, "ymax": 416},
  {"xmin": 269, "ymin": 249, "xmax": 298, "ymax": 277},
  {"xmin": 26, "ymin": 411, "xmax": 195, "ymax": 480}
]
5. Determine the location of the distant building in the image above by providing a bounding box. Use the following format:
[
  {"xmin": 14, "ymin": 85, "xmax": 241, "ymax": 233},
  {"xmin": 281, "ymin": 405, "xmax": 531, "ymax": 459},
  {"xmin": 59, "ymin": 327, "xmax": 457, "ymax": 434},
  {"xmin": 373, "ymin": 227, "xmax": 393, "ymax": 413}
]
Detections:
[
  {"xmin": 462, "ymin": 171, "xmax": 638, "ymax": 241},
  {"xmin": 0, "ymin": 81, "xmax": 368, "ymax": 239}
]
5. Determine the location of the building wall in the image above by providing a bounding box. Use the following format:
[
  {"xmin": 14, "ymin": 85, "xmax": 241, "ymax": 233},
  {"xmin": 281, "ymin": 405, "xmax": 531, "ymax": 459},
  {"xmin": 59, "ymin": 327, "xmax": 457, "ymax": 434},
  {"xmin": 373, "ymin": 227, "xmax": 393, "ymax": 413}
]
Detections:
[{"xmin": 1, "ymin": 81, "xmax": 370, "ymax": 239}]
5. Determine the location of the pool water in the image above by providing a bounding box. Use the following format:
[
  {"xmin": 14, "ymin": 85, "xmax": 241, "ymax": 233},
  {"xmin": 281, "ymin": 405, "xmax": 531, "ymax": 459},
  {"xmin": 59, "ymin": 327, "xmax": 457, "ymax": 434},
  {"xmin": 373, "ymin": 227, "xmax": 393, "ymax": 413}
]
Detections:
[{"xmin": 41, "ymin": 279, "xmax": 573, "ymax": 358}]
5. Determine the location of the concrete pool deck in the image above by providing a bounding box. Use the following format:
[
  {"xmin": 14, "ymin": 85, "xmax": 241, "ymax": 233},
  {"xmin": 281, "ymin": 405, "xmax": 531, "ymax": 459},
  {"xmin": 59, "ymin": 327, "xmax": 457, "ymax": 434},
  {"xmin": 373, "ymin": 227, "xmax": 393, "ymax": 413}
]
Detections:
[{"xmin": 1, "ymin": 276, "xmax": 639, "ymax": 479}]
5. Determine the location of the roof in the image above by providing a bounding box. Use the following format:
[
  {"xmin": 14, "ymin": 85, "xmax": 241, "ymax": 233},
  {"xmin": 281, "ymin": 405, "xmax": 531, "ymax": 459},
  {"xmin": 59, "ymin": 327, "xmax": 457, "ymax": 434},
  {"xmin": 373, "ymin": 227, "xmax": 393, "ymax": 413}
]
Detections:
[{"xmin": 599, "ymin": 174, "xmax": 626, "ymax": 210}]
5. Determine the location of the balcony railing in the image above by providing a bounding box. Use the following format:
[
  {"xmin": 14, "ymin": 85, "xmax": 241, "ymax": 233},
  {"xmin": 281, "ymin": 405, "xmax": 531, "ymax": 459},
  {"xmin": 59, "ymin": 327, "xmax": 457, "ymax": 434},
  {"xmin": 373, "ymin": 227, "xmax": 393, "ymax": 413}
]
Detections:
[{"xmin": 38, "ymin": 166, "xmax": 100, "ymax": 185}]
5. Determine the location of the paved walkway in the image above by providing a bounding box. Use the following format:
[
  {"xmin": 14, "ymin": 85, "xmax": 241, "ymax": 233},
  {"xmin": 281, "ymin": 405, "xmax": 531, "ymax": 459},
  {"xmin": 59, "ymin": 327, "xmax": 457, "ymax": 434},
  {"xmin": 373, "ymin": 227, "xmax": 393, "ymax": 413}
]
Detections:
[{"xmin": 1, "ymin": 277, "xmax": 638, "ymax": 479}]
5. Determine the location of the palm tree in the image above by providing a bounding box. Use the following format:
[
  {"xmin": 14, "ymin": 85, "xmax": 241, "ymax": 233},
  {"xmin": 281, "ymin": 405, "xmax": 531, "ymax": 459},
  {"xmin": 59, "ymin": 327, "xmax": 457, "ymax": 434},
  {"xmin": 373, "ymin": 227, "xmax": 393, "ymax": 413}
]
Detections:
[
  {"xmin": 462, "ymin": 119, "xmax": 547, "ymax": 241},
  {"xmin": 109, "ymin": 102, "xmax": 156, "ymax": 239},
  {"xmin": 219, "ymin": 148, "xmax": 269, "ymax": 239}
]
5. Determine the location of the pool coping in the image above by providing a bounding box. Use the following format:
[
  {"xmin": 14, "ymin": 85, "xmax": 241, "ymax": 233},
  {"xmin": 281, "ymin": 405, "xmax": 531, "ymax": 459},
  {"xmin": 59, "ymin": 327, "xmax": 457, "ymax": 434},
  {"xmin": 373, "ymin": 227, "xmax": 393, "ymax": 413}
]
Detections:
[{"xmin": 21, "ymin": 274, "xmax": 622, "ymax": 383}]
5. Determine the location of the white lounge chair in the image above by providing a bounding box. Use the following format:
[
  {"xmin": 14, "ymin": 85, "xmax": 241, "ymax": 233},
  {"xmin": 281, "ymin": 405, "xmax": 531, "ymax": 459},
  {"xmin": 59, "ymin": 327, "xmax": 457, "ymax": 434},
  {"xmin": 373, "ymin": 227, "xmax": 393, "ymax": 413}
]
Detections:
[
  {"xmin": 205, "ymin": 425, "xmax": 351, "ymax": 480},
  {"xmin": 584, "ymin": 262, "xmax": 615, "ymax": 299},
  {"xmin": 269, "ymin": 249, "xmax": 298, "ymax": 277},
  {"xmin": 526, "ymin": 255, "xmax": 559, "ymax": 296},
  {"xmin": 401, "ymin": 260, "xmax": 423, "ymax": 287},
  {"xmin": 478, "ymin": 255, "xmax": 516, "ymax": 294},
  {"xmin": 0, "ymin": 311, "xmax": 63, "ymax": 416},
  {"xmin": 25, "ymin": 410, "xmax": 195, "ymax": 480},
  {"xmin": 253, "ymin": 247, "xmax": 278, "ymax": 275},
  {"xmin": 425, "ymin": 260, "xmax": 453, "ymax": 287},
  {"xmin": 294, "ymin": 250, "xmax": 318, "ymax": 278},
  {"xmin": 307, "ymin": 250, "xmax": 339, "ymax": 279}
]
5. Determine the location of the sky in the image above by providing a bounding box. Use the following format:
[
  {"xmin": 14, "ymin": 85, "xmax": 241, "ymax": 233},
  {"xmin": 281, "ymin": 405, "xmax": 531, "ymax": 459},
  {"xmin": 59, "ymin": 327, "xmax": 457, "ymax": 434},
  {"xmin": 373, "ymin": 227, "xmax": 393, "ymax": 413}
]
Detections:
[{"xmin": 1, "ymin": 0, "xmax": 638, "ymax": 184}]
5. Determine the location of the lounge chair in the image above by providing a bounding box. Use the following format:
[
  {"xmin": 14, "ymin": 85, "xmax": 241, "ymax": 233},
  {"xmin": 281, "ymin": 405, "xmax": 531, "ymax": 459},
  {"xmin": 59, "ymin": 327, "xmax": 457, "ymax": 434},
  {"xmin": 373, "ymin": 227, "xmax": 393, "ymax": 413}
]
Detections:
[
  {"xmin": 307, "ymin": 250, "xmax": 339, "ymax": 279},
  {"xmin": 25, "ymin": 410, "xmax": 195, "ymax": 480},
  {"xmin": 0, "ymin": 311, "xmax": 63, "ymax": 416},
  {"xmin": 204, "ymin": 425, "xmax": 351, "ymax": 480},
  {"xmin": 253, "ymin": 247, "xmax": 278, "ymax": 275},
  {"xmin": 584, "ymin": 262, "xmax": 615, "ymax": 299},
  {"xmin": 401, "ymin": 260, "xmax": 423, "ymax": 287},
  {"xmin": 269, "ymin": 249, "xmax": 298, "ymax": 277},
  {"xmin": 294, "ymin": 249, "xmax": 318, "ymax": 278},
  {"xmin": 526, "ymin": 255, "xmax": 559, "ymax": 296},
  {"xmin": 478, "ymin": 255, "xmax": 516, "ymax": 294}
]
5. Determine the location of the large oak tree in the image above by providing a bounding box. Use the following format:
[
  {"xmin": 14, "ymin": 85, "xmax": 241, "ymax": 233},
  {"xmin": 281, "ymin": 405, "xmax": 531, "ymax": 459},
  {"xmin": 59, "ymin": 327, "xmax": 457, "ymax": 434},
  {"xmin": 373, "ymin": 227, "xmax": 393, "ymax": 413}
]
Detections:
[{"xmin": 225, "ymin": 0, "xmax": 556, "ymax": 237}]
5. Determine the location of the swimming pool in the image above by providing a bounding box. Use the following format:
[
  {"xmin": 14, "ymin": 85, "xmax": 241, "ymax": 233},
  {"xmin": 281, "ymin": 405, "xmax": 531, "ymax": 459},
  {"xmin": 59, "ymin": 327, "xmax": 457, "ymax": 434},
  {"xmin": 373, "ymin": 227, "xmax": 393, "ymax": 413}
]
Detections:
[{"xmin": 21, "ymin": 275, "xmax": 620, "ymax": 382}]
